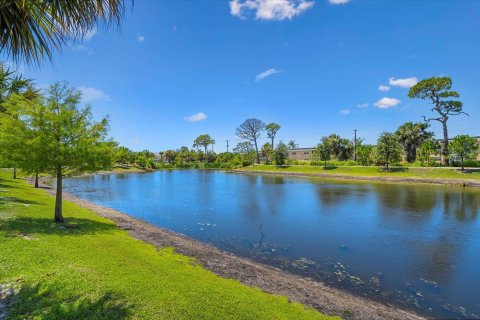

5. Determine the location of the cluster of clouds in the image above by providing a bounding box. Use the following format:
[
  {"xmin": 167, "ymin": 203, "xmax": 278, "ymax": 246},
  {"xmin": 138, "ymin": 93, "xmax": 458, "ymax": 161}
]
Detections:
[
  {"xmin": 376, "ymin": 77, "xmax": 418, "ymax": 92},
  {"xmin": 229, "ymin": 0, "xmax": 350, "ymax": 21},
  {"xmin": 340, "ymin": 76, "xmax": 417, "ymax": 115}
]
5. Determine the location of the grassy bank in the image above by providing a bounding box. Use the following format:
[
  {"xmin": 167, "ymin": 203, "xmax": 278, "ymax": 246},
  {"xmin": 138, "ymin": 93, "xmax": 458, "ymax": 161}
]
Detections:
[
  {"xmin": 0, "ymin": 171, "xmax": 335, "ymax": 320},
  {"xmin": 237, "ymin": 165, "xmax": 480, "ymax": 181}
]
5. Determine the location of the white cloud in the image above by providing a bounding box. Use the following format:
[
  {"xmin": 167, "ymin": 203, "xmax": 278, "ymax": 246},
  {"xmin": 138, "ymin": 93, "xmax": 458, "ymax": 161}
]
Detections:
[
  {"xmin": 78, "ymin": 87, "xmax": 110, "ymax": 102},
  {"xmin": 229, "ymin": 0, "xmax": 314, "ymax": 21},
  {"xmin": 357, "ymin": 102, "xmax": 369, "ymax": 109},
  {"xmin": 255, "ymin": 68, "xmax": 281, "ymax": 81},
  {"xmin": 388, "ymin": 77, "xmax": 418, "ymax": 88},
  {"xmin": 185, "ymin": 112, "xmax": 208, "ymax": 122},
  {"xmin": 328, "ymin": 0, "xmax": 350, "ymax": 4},
  {"xmin": 137, "ymin": 35, "xmax": 145, "ymax": 42},
  {"xmin": 378, "ymin": 84, "xmax": 390, "ymax": 92},
  {"xmin": 340, "ymin": 109, "xmax": 350, "ymax": 115},
  {"xmin": 374, "ymin": 97, "xmax": 401, "ymax": 109}
]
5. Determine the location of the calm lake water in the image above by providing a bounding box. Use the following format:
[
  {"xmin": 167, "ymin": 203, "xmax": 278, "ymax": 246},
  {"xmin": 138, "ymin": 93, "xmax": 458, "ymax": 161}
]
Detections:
[{"xmin": 64, "ymin": 170, "xmax": 480, "ymax": 319}]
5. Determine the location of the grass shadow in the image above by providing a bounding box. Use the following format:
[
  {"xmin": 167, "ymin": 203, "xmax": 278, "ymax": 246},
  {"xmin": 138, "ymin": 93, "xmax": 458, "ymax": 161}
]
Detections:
[
  {"xmin": 461, "ymin": 168, "xmax": 480, "ymax": 174},
  {"xmin": 275, "ymin": 165, "xmax": 291, "ymax": 169},
  {"xmin": 7, "ymin": 283, "xmax": 134, "ymax": 320},
  {"xmin": 377, "ymin": 167, "xmax": 409, "ymax": 173},
  {"xmin": 0, "ymin": 181, "xmax": 18, "ymax": 189},
  {"xmin": 1, "ymin": 217, "xmax": 119, "ymax": 237},
  {"xmin": 0, "ymin": 197, "xmax": 43, "ymax": 205},
  {"xmin": 322, "ymin": 166, "xmax": 338, "ymax": 170}
]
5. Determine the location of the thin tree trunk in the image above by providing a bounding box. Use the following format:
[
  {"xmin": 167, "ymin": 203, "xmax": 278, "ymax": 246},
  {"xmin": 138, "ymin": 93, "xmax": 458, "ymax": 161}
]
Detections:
[
  {"xmin": 461, "ymin": 156, "xmax": 464, "ymax": 171},
  {"xmin": 54, "ymin": 165, "xmax": 64, "ymax": 223},
  {"xmin": 271, "ymin": 137, "xmax": 274, "ymax": 149},
  {"xmin": 13, "ymin": 167, "xmax": 16, "ymax": 179},
  {"xmin": 442, "ymin": 120, "xmax": 449, "ymax": 166},
  {"xmin": 34, "ymin": 169, "xmax": 39, "ymax": 188},
  {"xmin": 254, "ymin": 139, "xmax": 260, "ymax": 164}
]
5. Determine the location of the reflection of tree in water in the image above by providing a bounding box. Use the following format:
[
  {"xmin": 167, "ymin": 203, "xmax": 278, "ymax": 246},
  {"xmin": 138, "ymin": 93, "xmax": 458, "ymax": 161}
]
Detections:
[
  {"xmin": 373, "ymin": 184, "xmax": 437, "ymax": 220},
  {"xmin": 442, "ymin": 191, "xmax": 479, "ymax": 222},
  {"xmin": 414, "ymin": 190, "xmax": 480, "ymax": 286},
  {"xmin": 238, "ymin": 175, "xmax": 262, "ymax": 219},
  {"xmin": 195, "ymin": 170, "xmax": 215, "ymax": 208},
  {"xmin": 315, "ymin": 183, "xmax": 369, "ymax": 209},
  {"xmin": 259, "ymin": 176, "xmax": 286, "ymax": 215}
]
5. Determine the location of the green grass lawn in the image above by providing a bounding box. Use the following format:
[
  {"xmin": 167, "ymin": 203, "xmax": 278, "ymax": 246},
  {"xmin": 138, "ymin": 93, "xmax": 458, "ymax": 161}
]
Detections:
[
  {"xmin": 0, "ymin": 170, "xmax": 335, "ymax": 320},
  {"xmin": 238, "ymin": 165, "xmax": 480, "ymax": 181}
]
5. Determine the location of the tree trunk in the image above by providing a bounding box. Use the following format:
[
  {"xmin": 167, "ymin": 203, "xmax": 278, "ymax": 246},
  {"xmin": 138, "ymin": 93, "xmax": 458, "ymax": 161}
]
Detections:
[
  {"xmin": 254, "ymin": 139, "xmax": 260, "ymax": 164},
  {"xmin": 442, "ymin": 120, "xmax": 449, "ymax": 166},
  {"xmin": 407, "ymin": 144, "xmax": 417, "ymax": 163},
  {"xmin": 54, "ymin": 165, "xmax": 64, "ymax": 223},
  {"xmin": 271, "ymin": 137, "xmax": 274, "ymax": 149},
  {"xmin": 13, "ymin": 167, "xmax": 16, "ymax": 179},
  {"xmin": 34, "ymin": 169, "xmax": 39, "ymax": 188},
  {"xmin": 461, "ymin": 156, "xmax": 464, "ymax": 171}
]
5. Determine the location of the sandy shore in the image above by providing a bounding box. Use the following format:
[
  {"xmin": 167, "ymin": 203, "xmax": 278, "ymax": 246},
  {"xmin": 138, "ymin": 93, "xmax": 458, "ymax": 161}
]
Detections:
[
  {"xmin": 41, "ymin": 185, "xmax": 426, "ymax": 320},
  {"xmin": 232, "ymin": 169, "xmax": 480, "ymax": 187}
]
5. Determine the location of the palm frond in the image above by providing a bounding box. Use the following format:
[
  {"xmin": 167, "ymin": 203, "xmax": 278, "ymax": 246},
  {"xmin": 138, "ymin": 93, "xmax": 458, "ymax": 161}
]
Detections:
[{"xmin": 0, "ymin": 0, "xmax": 126, "ymax": 65}]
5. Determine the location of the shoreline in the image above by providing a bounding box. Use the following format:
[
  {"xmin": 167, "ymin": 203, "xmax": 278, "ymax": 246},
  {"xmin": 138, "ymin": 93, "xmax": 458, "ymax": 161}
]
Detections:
[
  {"xmin": 232, "ymin": 169, "xmax": 480, "ymax": 187},
  {"xmin": 44, "ymin": 186, "xmax": 425, "ymax": 320}
]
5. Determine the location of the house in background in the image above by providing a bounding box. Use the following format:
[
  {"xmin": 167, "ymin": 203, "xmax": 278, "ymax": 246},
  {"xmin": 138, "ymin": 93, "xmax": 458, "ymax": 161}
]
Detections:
[
  {"xmin": 434, "ymin": 136, "xmax": 480, "ymax": 163},
  {"xmin": 287, "ymin": 148, "xmax": 315, "ymax": 161}
]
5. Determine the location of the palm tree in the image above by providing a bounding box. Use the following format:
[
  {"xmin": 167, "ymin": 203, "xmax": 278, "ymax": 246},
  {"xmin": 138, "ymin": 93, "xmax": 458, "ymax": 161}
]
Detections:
[
  {"xmin": 261, "ymin": 143, "xmax": 273, "ymax": 164},
  {"xmin": 0, "ymin": 0, "xmax": 126, "ymax": 65},
  {"xmin": 0, "ymin": 63, "xmax": 35, "ymax": 109},
  {"xmin": 395, "ymin": 122, "xmax": 433, "ymax": 163}
]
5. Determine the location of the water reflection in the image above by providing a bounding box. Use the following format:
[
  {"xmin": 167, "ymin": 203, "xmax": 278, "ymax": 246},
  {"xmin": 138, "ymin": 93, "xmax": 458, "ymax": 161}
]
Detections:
[{"xmin": 63, "ymin": 171, "xmax": 480, "ymax": 319}]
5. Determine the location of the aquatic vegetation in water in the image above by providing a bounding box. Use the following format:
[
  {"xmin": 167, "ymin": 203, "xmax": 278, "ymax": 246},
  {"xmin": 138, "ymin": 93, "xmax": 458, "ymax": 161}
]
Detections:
[{"xmin": 292, "ymin": 258, "xmax": 316, "ymax": 270}]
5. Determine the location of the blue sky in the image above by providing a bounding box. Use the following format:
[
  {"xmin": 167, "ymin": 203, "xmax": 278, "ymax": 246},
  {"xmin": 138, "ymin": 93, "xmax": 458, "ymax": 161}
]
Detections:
[{"xmin": 7, "ymin": 0, "xmax": 480, "ymax": 152}]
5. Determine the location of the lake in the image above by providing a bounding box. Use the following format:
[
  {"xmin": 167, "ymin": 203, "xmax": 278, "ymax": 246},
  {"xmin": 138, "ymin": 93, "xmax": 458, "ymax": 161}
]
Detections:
[{"xmin": 63, "ymin": 170, "xmax": 480, "ymax": 319}]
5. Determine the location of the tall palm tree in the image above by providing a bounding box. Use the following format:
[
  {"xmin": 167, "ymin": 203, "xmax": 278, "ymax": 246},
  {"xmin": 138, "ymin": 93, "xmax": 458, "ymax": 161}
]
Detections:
[
  {"xmin": 0, "ymin": 0, "xmax": 126, "ymax": 65},
  {"xmin": 395, "ymin": 122, "xmax": 433, "ymax": 163}
]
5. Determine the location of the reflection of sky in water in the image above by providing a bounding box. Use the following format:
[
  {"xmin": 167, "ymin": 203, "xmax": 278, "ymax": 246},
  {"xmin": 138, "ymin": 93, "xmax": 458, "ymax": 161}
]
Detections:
[{"xmin": 64, "ymin": 171, "xmax": 480, "ymax": 319}]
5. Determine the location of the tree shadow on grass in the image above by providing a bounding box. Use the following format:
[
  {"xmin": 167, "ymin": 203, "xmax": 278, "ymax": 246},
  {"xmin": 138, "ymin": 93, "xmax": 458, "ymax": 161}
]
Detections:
[
  {"xmin": 322, "ymin": 166, "xmax": 338, "ymax": 170},
  {"xmin": 0, "ymin": 179, "xmax": 18, "ymax": 189},
  {"xmin": 8, "ymin": 283, "xmax": 134, "ymax": 320},
  {"xmin": 0, "ymin": 196, "xmax": 43, "ymax": 205},
  {"xmin": 1, "ymin": 217, "xmax": 119, "ymax": 237},
  {"xmin": 461, "ymin": 168, "xmax": 480, "ymax": 174},
  {"xmin": 377, "ymin": 167, "xmax": 409, "ymax": 173}
]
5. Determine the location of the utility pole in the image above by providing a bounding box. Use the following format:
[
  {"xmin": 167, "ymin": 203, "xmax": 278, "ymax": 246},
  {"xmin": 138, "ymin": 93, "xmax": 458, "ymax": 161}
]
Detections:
[
  {"xmin": 354, "ymin": 129, "xmax": 357, "ymax": 161},
  {"xmin": 225, "ymin": 140, "xmax": 230, "ymax": 153}
]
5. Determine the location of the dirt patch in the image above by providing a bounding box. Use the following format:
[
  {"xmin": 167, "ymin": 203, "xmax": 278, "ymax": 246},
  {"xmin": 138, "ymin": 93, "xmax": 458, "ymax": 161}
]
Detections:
[
  {"xmin": 232, "ymin": 169, "xmax": 480, "ymax": 187},
  {"xmin": 40, "ymin": 185, "xmax": 425, "ymax": 320}
]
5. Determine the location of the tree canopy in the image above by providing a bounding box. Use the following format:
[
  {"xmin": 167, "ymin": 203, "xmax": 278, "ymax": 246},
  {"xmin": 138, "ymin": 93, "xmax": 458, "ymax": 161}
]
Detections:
[
  {"xmin": 193, "ymin": 134, "xmax": 215, "ymax": 154},
  {"xmin": 236, "ymin": 118, "xmax": 265, "ymax": 164},
  {"xmin": 450, "ymin": 135, "xmax": 479, "ymax": 171},
  {"xmin": 375, "ymin": 132, "xmax": 402, "ymax": 169},
  {"xmin": 395, "ymin": 122, "xmax": 433, "ymax": 162},
  {"xmin": 408, "ymin": 77, "xmax": 466, "ymax": 165},
  {"xmin": 265, "ymin": 123, "xmax": 280, "ymax": 148},
  {"xmin": 0, "ymin": 0, "xmax": 127, "ymax": 65}
]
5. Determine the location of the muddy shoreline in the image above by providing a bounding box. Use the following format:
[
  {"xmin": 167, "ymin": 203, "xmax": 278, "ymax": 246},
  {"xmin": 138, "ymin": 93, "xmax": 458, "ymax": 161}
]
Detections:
[
  {"xmin": 41, "ymin": 185, "xmax": 425, "ymax": 320},
  {"xmin": 232, "ymin": 169, "xmax": 480, "ymax": 187}
]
